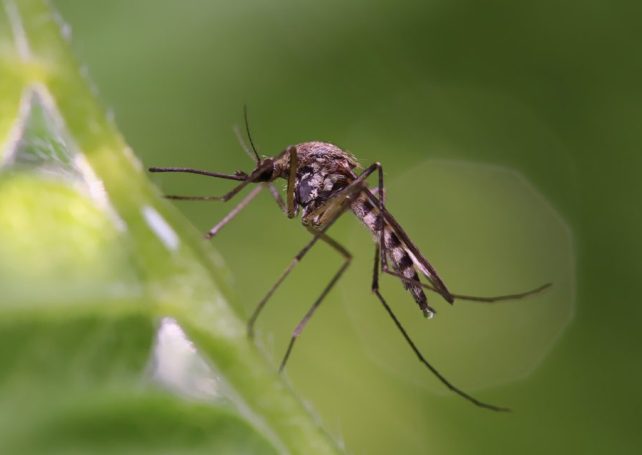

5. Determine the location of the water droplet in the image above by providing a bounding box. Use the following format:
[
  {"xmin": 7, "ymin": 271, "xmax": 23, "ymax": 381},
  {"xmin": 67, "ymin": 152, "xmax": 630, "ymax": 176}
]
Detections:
[{"xmin": 424, "ymin": 309, "xmax": 435, "ymax": 319}]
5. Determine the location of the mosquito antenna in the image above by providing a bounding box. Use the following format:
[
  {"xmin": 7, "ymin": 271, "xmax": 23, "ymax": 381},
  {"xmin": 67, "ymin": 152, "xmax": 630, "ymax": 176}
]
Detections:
[{"xmin": 243, "ymin": 105, "xmax": 262, "ymax": 164}]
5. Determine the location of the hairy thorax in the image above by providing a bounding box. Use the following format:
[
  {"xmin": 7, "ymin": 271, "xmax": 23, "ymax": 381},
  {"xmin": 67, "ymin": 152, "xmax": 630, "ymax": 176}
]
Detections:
[{"xmin": 287, "ymin": 142, "xmax": 360, "ymax": 227}]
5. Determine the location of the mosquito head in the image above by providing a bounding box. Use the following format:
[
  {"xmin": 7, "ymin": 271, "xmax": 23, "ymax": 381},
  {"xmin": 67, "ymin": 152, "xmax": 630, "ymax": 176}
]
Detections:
[{"xmin": 249, "ymin": 157, "xmax": 275, "ymax": 182}]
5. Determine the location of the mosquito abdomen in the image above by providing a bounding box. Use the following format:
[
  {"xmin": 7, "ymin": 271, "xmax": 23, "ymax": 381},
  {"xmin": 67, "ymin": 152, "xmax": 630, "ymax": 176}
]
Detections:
[{"xmin": 351, "ymin": 196, "xmax": 434, "ymax": 317}]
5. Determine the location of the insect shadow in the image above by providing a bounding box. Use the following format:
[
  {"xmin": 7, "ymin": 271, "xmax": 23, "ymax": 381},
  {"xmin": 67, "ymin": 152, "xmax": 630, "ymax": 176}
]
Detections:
[{"xmin": 149, "ymin": 108, "xmax": 551, "ymax": 412}]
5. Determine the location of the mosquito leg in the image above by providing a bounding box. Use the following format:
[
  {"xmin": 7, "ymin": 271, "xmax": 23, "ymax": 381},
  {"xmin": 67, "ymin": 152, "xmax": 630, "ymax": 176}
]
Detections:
[
  {"xmin": 150, "ymin": 158, "xmax": 274, "ymax": 202},
  {"xmin": 371, "ymin": 239, "xmax": 382, "ymax": 293},
  {"xmin": 278, "ymin": 234, "xmax": 352, "ymax": 372},
  {"xmin": 205, "ymin": 185, "xmax": 264, "ymax": 239},
  {"xmin": 246, "ymin": 230, "xmax": 321, "ymax": 339},
  {"xmin": 160, "ymin": 184, "xmax": 265, "ymax": 237},
  {"xmin": 375, "ymin": 163, "xmax": 387, "ymax": 272},
  {"xmin": 444, "ymin": 283, "xmax": 552, "ymax": 302},
  {"xmin": 151, "ymin": 165, "xmax": 274, "ymax": 237},
  {"xmin": 203, "ymin": 182, "xmax": 290, "ymax": 238},
  {"xmin": 370, "ymin": 244, "xmax": 509, "ymax": 412},
  {"xmin": 286, "ymin": 147, "xmax": 298, "ymax": 218},
  {"xmin": 247, "ymin": 219, "xmax": 343, "ymax": 339},
  {"xmin": 151, "ymin": 167, "xmax": 246, "ymax": 201},
  {"xmin": 380, "ymin": 268, "xmax": 552, "ymax": 303},
  {"xmin": 266, "ymin": 183, "xmax": 287, "ymax": 214},
  {"xmin": 159, "ymin": 176, "xmax": 252, "ymax": 202}
]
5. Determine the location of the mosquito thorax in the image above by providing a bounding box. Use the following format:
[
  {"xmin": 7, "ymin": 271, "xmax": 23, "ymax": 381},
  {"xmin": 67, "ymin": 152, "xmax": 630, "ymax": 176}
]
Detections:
[
  {"xmin": 292, "ymin": 141, "xmax": 359, "ymax": 171},
  {"xmin": 274, "ymin": 142, "xmax": 360, "ymax": 222},
  {"xmin": 271, "ymin": 142, "xmax": 359, "ymax": 178}
]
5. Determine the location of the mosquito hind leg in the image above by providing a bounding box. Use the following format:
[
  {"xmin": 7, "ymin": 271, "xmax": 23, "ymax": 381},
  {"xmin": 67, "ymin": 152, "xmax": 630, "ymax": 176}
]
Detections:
[
  {"xmin": 369, "ymin": 244, "xmax": 508, "ymax": 412},
  {"xmin": 149, "ymin": 167, "xmax": 268, "ymax": 239},
  {"xmin": 278, "ymin": 233, "xmax": 352, "ymax": 372},
  {"xmin": 150, "ymin": 157, "xmax": 275, "ymax": 203},
  {"xmin": 380, "ymin": 268, "xmax": 552, "ymax": 303}
]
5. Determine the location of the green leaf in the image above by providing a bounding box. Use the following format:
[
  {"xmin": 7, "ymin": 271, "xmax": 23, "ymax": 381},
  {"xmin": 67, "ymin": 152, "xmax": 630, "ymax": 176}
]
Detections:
[{"xmin": 0, "ymin": 1, "xmax": 341, "ymax": 453}]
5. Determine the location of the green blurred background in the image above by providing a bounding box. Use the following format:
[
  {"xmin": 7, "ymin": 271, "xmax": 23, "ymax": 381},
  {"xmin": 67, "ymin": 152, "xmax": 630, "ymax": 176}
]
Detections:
[{"xmin": 52, "ymin": 0, "xmax": 641, "ymax": 453}]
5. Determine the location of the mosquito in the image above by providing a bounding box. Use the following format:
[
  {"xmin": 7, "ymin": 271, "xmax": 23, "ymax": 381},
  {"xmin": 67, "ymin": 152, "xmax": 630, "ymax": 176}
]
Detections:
[{"xmin": 149, "ymin": 110, "xmax": 551, "ymax": 412}]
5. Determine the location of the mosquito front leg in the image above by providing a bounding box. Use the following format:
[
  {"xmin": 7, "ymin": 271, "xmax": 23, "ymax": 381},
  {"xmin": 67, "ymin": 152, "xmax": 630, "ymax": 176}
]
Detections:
[
  {"xmin": 205, "ymin": 185, "xmax": 263, "ymax": 239},
  {"xmin": 151, "ymin": 159, "xmax": 284, "ymax": 241},
  {"xmin": 266, "ymin": 183, "xmax": 287, "ymax": 214},
  {"xmin": 204, "ymin": 178, "xmax": 290, "ymax": 239},
  {"xmin": 149, "ymin": 167, "xmax": 247, "ymax": 201},
  {"xmin": 278, "ymin": 233, "xmax": 352, "ymax": 372},
  {"xmin": 150, "ymin": 158, "xmax": 274, "ymax": 202}
]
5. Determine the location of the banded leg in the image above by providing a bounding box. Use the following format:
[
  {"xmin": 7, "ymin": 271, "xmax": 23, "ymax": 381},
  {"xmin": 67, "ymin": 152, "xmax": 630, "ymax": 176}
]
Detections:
[
  {"xmin": 370, "ymin": 244, "xmax": 509, "ymax": 412},
  {"xmin": 278, "ymin": 233, "xmax": 352, "ymax": 372}
]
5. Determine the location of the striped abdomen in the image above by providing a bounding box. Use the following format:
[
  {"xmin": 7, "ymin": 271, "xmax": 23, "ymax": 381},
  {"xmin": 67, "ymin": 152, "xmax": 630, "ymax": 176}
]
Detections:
[{"xmin": 351, "ymin": 194, "xmax": 435, "ymax": 317}]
